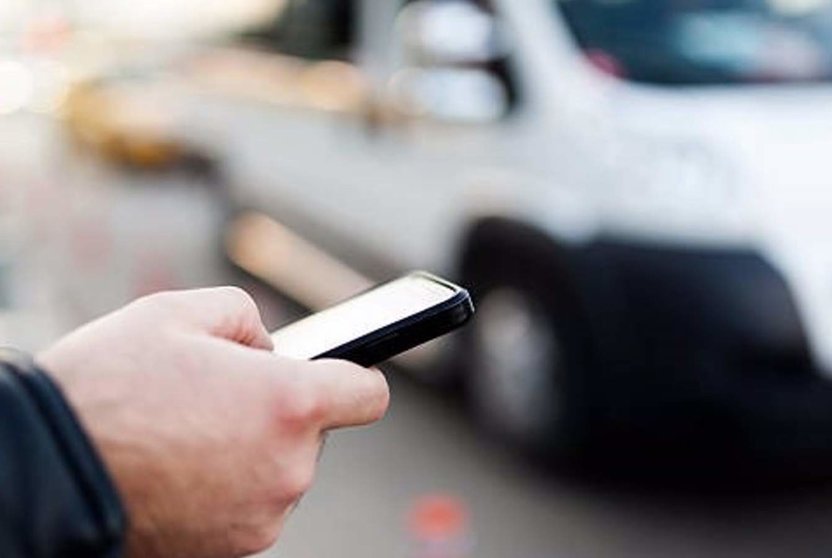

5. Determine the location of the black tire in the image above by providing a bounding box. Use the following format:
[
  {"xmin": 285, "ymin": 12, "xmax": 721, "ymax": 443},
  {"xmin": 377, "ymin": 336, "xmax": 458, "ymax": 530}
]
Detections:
[{"xmin": 459, "ymin": 222, "xmax": 592, "ymax": 460}]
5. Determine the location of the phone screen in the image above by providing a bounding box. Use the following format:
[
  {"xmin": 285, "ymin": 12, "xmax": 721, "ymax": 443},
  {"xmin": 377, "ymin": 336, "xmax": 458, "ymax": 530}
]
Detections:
[{"xmin": 271, "ymin": 275, "xmax": 458, "ymax": 360}]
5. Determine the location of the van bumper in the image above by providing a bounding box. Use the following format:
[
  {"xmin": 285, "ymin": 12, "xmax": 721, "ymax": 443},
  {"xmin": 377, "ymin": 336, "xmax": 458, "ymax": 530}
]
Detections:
[{"xmin": 571, "ymin": 241, "xmax": 832, "ymax": 471}]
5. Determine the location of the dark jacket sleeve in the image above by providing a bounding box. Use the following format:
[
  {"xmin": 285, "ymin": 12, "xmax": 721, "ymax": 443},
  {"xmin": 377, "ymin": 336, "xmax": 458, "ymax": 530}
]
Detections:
[{"xmin": 0, "ymin": 350, "xmax": 126, "ymax": 558}]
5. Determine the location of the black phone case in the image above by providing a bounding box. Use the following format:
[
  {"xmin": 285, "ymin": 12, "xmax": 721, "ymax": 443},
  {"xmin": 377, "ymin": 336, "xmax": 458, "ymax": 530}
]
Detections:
[{"xmin": 311, "ymin": 274, "xmax": 475, "ymax": 367}]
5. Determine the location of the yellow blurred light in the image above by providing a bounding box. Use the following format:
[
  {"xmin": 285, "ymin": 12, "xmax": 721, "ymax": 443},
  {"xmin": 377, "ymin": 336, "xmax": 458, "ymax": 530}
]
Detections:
[
  {"xmin": 299, "ymin": 61, "xmax": 369, "ymax": 113},
  {"xmin": 0, "ymin": 60, "xmax": 34, "ymax": 115},
  {"xmin": 225, "ymin": 211, "xmax": 372, "ymax": 310},
  {"xmin": 73, "ymin": 0, "xmax": 287, "ymax": 38}
]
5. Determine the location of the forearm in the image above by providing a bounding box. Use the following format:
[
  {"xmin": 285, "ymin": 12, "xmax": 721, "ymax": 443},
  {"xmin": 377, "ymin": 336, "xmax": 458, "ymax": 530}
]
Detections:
[{"xmin": 0, "ymin": 350, "xmax": 126, "ymax": 558}]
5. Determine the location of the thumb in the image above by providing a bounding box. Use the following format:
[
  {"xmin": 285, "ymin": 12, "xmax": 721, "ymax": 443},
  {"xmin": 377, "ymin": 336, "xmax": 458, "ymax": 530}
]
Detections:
[{"xmin": 303, "ymin": 360, "xmax": 390, "ymax": 430}]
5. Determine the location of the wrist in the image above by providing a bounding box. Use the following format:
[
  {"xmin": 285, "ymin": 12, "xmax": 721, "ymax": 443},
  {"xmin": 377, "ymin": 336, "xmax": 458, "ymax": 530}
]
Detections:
[{"xmin": 1, "ymin": 349, "xmax": 128, "ymax": 551}]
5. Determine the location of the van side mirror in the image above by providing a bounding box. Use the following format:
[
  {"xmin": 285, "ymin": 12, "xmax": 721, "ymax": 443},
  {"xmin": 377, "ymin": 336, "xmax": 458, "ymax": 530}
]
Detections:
[
  {"xmin": 398, "ymin": 0, "xmax": 505, "ymax": 65},
  {"xmin": 392, "ymin": 0, "xmax": 510, "ymax": 124}
]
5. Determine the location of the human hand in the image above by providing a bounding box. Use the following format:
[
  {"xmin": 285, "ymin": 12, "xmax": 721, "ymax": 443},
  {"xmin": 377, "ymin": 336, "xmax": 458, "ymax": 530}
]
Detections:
[{"xmin": 37, "ymin": 288, "xmax": 389, "ymax": 558}]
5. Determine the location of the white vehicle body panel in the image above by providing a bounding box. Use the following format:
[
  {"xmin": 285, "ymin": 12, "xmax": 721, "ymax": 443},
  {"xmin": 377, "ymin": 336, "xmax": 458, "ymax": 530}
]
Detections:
[{"xmin": 193, "ymin": 0, "xmax": 832, "ymax": 376}]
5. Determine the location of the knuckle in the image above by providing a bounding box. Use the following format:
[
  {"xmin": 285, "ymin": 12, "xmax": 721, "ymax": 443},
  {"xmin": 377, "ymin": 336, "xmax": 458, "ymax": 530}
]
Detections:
[
  {"xmin": 276, "ymin": 383, "xmax": 325, "ymax": 427},
  {"xmin": 131, "ymin": 290, "xmax": 181, "ymax": 316},
  {"xmin": 220, "ymin": 286, "xmax": 258, "ymax": 312},
  {"xmin": 218, "ymin": 286, "xmax": 263, "ymax": 333},
  {"xmin": 282, "ymin": 463, "xmax": 316, "ymax": 499}
]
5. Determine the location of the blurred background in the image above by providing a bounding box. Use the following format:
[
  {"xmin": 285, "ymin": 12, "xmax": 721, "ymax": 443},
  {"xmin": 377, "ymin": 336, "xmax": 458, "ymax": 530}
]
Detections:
[{"xmin": 7, "ymin": 0, "xmax": 832, "ymax": 556}]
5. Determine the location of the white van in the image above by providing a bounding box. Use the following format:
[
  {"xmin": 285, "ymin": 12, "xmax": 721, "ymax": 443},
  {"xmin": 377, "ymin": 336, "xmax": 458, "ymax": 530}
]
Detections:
[{"xmin": 210, "ymin": 0, "xmax": 832, "ymax": 463}]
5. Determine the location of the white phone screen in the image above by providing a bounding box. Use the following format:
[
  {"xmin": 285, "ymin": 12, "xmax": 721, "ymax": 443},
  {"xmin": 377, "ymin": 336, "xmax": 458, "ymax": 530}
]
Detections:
[{"xmin": 271, "ymin": 275, "xmax": 456, "ymax": 360}]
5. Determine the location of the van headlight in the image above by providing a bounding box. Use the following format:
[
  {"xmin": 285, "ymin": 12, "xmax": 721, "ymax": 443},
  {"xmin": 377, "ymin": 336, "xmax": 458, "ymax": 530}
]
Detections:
[{"xmin": 604, "ymin": 137, "xmax": 749, "ymax": 243}]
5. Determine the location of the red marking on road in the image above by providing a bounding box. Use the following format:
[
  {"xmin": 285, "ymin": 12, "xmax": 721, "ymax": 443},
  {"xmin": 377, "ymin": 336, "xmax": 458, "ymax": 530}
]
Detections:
[{"xmin": 408, "ymin": 494, "xmax": 470, "ymax": 541}]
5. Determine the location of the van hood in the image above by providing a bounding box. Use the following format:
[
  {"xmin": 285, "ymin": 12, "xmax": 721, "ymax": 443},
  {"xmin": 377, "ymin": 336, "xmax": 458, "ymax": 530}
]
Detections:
[
  {"xmin": 609, "ymin": 83, "xmax": 832, "ymax": 138},
  {"xmin": 605, "ymin": 84, "xmax": 832, "ymax": 242}
]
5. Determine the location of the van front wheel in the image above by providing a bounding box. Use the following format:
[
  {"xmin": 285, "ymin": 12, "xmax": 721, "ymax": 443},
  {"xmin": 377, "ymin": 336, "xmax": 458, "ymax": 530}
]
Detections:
[{"xmin": 462, "ymin": 268, "xmax": 589, "ymax": 459}]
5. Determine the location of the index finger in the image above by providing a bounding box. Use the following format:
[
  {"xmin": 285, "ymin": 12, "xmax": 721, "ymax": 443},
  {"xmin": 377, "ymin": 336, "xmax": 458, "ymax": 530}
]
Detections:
[
  {"xmin": 142, "ymin": 287, "xmax": 273, "ymax": 351},
  {"xmin": 304, "ymin": 359, "xmax": 390, "ymax": 429}
]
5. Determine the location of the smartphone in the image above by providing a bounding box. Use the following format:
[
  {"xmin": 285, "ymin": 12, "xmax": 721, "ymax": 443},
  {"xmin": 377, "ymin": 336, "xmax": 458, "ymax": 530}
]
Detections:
[{"xmin": 271, "ymin": 271, "xmax": 474, "ymax": 367}]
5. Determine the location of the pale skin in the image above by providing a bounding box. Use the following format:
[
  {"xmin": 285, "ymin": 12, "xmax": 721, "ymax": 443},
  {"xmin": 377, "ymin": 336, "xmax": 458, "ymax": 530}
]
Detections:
[{"xmin": 37, "ymin": 287, "xmax": 390, "ymax": 558}]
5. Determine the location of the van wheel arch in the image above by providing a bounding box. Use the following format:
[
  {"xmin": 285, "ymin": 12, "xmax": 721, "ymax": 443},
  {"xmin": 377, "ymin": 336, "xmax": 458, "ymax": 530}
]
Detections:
[
  {"xmin": 456, "ymin": 217, "xmax": 580, "ymax": 297},
  {"xmin": 455, "ymin": 216, "xmax": 596, "ymax": 458}
]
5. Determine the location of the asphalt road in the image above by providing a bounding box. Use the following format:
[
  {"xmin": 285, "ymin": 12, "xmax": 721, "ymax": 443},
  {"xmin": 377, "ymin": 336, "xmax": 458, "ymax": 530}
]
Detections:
[{"xmin": 7, "ymin": 114, "xmax": 832, "ymax": 558}]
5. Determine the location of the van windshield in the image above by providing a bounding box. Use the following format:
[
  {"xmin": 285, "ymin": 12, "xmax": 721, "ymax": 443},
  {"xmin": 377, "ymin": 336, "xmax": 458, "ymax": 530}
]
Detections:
[{"xmin": 554, "ymin": 0, "xmax": 832, "ymax": 85}]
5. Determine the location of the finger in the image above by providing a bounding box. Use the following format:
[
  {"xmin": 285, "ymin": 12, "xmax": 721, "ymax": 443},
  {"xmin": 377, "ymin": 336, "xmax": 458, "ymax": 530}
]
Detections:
[
  {"xmin": 146, "ymin": 287, "xmax": 273, "ymax": 350},
  {"xmin": 304, "ymin": 360, "xmax": 390, "ymax": 430},
  {"xmin": 191, "ymin": 342, "xmax": 388, "ymax": 429}
]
